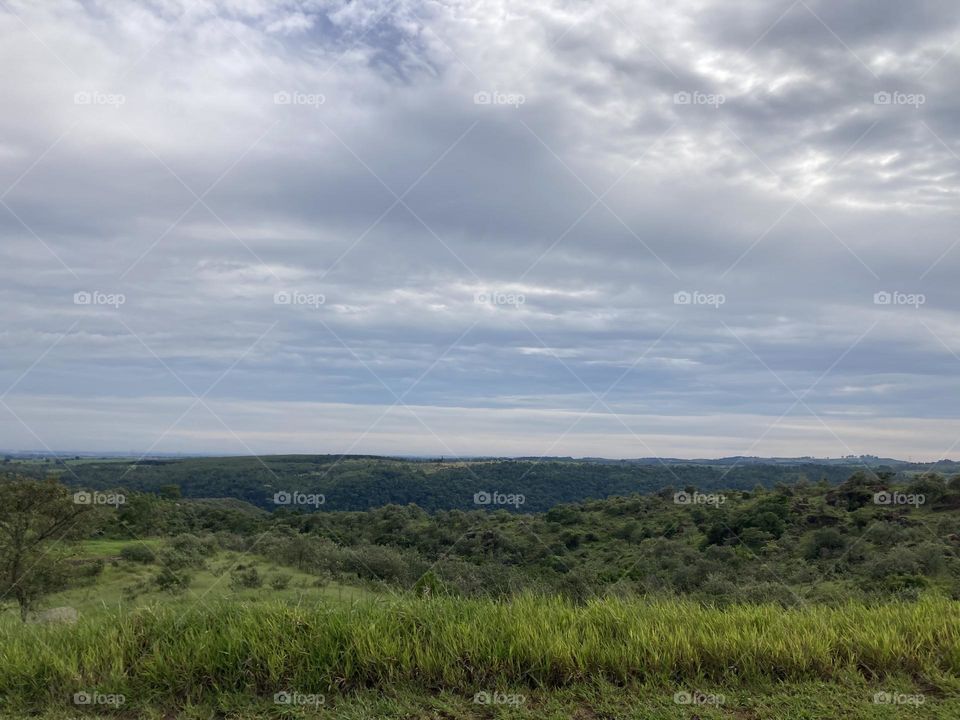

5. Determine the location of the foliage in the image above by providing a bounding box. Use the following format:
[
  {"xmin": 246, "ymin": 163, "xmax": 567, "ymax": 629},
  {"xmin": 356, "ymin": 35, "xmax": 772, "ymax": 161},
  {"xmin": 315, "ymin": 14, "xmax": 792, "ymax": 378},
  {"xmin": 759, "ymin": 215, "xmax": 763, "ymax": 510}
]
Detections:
[
  {"xmin": 52, "ymin": 455, "xmax": 866, "ymax": 512},
  {"xmin": 238, "ymin": 475, "xmax": 960, "ymax": 604},
  {"xmin": 0, "ymin": 477, "xmax": 95, "ymax": 620},
  {"xmin": 156, "ymin": 533, "xmax": 214, "ymax": 571},
  {"xmin": 229, "ymin": 565, "xmax": 263, "ymax": 590},
  {"xmin": 152, "ymin": 566, "xmax": 191, "ymax": 594},
  {"xmin": 268, "ymin": 573, "xmax": 291, "ymax": 590},
  {"xmin": 119, "ymin": 543, "xmax": 156, "ymax": 563}
]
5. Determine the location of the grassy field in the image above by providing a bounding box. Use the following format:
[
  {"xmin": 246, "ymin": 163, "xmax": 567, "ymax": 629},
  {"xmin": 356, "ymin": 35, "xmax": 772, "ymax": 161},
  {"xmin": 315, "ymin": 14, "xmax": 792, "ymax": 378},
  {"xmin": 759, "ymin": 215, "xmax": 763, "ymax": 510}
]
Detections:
[
  {"xmin": 2, "ymin": 499, "xmax": 959, "ymax": 718},
  {"xmin": 0, "ymin": 545, "xmax": 372, "ymax": 620},
  {"xmin": 1, "ymin": 594, "xmax": 958, "ymax": 717}
]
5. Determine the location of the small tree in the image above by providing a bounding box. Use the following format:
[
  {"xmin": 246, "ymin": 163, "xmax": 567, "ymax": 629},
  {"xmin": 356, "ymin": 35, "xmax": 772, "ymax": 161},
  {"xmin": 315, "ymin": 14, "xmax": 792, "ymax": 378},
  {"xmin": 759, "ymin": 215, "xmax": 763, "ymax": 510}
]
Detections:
[
  {"xmin": 120, "ymin": 544, "xmax": 156, "ymax": 564},
  {"xmin": 269, "ymin": 573, "xmax": 291, "ymax": 590},
  {"xmin": 0, "ymin": 477, "xmax": 95, "ymax": 621},
  {"xmin": 153, "ymin": 566, "xmax": 192, "ymax": 594},
  {"xmin": 229, "ymin": 565, "xmax": 262, "ymax": 590}
]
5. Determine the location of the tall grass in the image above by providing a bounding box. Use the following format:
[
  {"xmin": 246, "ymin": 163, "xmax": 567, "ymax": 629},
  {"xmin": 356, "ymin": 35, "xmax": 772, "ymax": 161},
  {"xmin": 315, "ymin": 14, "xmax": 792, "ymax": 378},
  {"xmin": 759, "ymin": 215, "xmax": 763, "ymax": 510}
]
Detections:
[{"xmin": 1, "ymin": 594, "xmax": 958, "ymax": 710}]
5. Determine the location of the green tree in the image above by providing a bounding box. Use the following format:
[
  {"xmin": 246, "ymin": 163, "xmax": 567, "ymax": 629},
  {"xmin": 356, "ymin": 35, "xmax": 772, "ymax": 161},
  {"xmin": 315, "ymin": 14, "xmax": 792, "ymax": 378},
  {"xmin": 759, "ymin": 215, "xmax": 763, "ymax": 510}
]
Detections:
[
  {"xmin": 159, "ymin": 484, "xmax": 181, "ymax": 500},
  {"xmin": 0, "ymin": 477, "xmax": 95, "ymax": 620}
]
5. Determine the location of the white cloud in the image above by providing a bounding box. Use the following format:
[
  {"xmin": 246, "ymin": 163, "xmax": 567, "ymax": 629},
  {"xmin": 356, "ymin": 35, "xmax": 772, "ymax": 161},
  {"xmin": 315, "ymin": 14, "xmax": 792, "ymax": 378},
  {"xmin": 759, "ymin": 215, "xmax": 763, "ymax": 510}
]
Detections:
[{"xmin": 1, "ymin": 0, "xmax": 959, "ymax": 458}]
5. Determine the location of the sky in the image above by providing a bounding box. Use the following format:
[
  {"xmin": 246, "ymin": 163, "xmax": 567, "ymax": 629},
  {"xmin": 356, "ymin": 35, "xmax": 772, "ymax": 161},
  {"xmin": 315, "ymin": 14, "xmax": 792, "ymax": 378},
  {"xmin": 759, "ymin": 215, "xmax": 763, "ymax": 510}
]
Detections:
[{"xmin": 1, "ymin": 0, "xmax": 959, "ymax": 460}]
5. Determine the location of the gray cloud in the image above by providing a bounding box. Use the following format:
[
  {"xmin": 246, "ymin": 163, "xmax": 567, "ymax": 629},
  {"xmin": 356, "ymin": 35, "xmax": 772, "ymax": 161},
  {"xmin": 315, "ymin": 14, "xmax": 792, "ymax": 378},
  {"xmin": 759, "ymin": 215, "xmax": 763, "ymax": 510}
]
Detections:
[{"xmin": 1, "ymin": 0, "xmax": 959, "ymax": 459}]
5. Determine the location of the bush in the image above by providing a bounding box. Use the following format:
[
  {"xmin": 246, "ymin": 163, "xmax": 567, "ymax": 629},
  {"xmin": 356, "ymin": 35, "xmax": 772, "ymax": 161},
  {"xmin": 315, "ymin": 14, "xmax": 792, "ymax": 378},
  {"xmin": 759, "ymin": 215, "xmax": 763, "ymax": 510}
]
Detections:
[
  {"xmin": 153, "ymin": 567, "xmax": 191, "ymax": 594},
  {"xmin": 802, "ymin": 528, "xmax": 846, "ymax": 560},
  {"xmin": 343, "ymin": 544, "xmax": 425, "ymax": 585},
  {"xmin": 269, "ymin": 573, "xmax": 291, "ymax": 590},
  {"xmin": 158, "ymin": 533, "xmax": 213, "ymax": 570},
  {"xmin": 229, "ymin": 566, "xmax": 262, "ymax": 590},
  {"xmin": 73, "ymin": 559, "xmax": 105, "ymax": 578},
  {"xmin": 120, "ymin": 544, "xmax": 156, "ymax": 564}
]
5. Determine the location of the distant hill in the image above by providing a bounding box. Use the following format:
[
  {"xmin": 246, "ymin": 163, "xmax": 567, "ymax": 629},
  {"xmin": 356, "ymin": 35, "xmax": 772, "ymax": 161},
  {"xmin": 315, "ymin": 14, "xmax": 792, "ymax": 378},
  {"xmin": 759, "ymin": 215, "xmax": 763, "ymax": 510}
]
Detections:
[{"xmin": 8, "ymin": 453, "xmax": 955, "ymax": 512}]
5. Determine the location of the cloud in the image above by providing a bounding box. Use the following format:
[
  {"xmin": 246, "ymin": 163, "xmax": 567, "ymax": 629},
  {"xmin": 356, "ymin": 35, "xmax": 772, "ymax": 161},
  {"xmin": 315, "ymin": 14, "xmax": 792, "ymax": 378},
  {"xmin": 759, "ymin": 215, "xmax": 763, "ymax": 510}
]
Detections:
[{"xmin": 1, "ymin": 0, "xmax": 959, "ymax": 459}]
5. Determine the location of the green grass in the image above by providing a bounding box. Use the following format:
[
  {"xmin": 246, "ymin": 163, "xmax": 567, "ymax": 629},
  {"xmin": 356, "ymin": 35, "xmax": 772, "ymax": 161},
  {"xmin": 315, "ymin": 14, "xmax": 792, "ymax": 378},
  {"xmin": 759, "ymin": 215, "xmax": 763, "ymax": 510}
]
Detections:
[
  {"xmin": 1, "ymin": 594, "xmax": 958, "ymax": 715},
  {"xmin": 2, "ymin": 681, "xmax": 956, "ymax": 719},
  {"xmin": 0, "ymin": 550, "xmax": 372, "ymax": 619}
]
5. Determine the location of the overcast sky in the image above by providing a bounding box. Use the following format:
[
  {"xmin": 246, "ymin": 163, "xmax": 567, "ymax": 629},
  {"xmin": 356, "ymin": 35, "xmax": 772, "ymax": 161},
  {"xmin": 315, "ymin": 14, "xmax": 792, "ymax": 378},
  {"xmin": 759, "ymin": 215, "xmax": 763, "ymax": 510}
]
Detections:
[{"xmin": 1, "ymin": 0, "xmax": 959, "ymax": 459}]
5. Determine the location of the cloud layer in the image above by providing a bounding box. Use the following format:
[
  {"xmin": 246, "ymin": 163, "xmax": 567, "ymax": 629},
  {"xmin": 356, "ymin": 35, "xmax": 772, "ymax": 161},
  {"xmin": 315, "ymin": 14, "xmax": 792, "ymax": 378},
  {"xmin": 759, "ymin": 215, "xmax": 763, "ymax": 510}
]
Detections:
[{"xmin": 2, "ymin": 0, "xmax": 959, "ymax": 459}]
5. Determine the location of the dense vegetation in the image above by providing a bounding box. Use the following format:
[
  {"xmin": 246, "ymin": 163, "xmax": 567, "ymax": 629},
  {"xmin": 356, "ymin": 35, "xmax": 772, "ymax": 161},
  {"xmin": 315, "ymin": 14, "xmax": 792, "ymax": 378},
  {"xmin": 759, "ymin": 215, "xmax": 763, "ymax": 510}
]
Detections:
[
  {"xmin": 0, "ymin": 454, "xmax": 901, "ymax": 511},
  {"xmin": 2, "ymin": 466, "xmax": 959, "ymax": 717},
  {"xmin": 14, "ymin": 469, "xmax": 957, "ymax": 605}
]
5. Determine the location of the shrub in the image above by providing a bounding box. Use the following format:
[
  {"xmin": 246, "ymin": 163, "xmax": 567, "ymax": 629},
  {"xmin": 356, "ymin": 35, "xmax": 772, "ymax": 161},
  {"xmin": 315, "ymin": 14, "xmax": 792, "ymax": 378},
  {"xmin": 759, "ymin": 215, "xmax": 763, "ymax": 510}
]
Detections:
[
  {"xmin": 120, "ymin": 544, "xmax": 156, "ymax": 564},
  {"xmin": 269, "ymin": 573, "xmax": 291, "ymax": 590},
  {"xmin": 229, "ymin": 566, "xmax": 263, "ymax": 590},
  {"xmin": 343, "ymin": 544, "xmax": 424, "ymax": 585},
  {"xmin": 153, "ymin": 567, "xmax": 191, "ymax": 594},
  {"xmin": 157, "ymin": 533, "xmax": 213, "ymax": 571},
  {"xmin": 73, "ymin": 559, "xmax": 105, "ymax": 578},
  {"xmin": 802, "ymin": 528, "xmax": 846, "ymax": 560}
]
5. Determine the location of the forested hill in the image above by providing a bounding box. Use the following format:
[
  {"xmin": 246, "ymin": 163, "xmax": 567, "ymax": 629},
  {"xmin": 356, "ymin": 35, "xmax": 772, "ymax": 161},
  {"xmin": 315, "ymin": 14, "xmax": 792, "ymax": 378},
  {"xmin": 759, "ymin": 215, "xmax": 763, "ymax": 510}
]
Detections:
[{"xmin": 10, "ymin": 454, "xmax": 921, "ymax": 512}]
